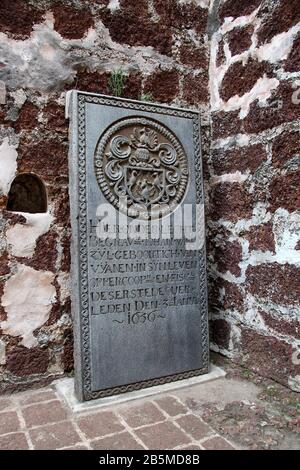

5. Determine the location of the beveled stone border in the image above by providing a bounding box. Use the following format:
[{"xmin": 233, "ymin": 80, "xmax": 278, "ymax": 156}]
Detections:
[{"xmin": 56, "ymin": 366, "xmax": 225, "ymax": 413}]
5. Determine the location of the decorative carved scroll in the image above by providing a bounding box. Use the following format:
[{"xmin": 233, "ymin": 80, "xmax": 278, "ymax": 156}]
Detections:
[{"xmin": 95, "ymin": 117, "xmax": 189, "ymax": 219}]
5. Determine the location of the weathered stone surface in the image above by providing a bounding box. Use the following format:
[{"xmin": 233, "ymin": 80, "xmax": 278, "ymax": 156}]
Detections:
[
  {"xmin": 182, "ymin": 72, "xmax": 208, "ymax": 105},
  {"xmin": 0, "ymin": 108, "xmax": 6, "ymax": 125},
  {"xmin": 74, "ymin": 69, "xmax": 142, "ymax": 100},
  {"xmin": 14, "ymin": 101, "xmax": 39, "ymax": 133},
  {"xmin": 52, "ymin": 3, "xmax": 94, "ymax": 40},
  {"xmin": 47, "ymin": 296, "xmax": 61, "ymax": 326},
  {"xmin": 257, "ymin": 0, "xmax": 300, "ymax": 45},
  {"xmin": 269, "ymin": 170, "xmax": 300, "ymax": 213},
  {"xmin": 246, "ymin": 263, "xmax": 300, "ymax": 305},
  {"xmin": 0, "ymin": 138, "xmax": 18, "ymax": 196},
  {"xmin": 3, "ymin": 212, "xmax": 28, "ymax": 227},
  {"xmin": 272, "ymin": 131, "xmax": 300, "ymax": 169},
  {"xmin": 244, "ymin": 81, "xmax": 299, "ymax": 134},
  {"xmin": 260, "ymin": 309, "xmax": 300, "ymax": 340},
  {"xmin": 222, "ymin": 280, "xmax": 244, "ymax": 311},
  {"xmin": 210, "ymin": 182, "xmax": 253, "ymax": 222},
  {"xmin": 119, "ymin": 0, "xmax": 147, "ymax": 10},
  {"xmin": 17, "ymin": 231, "xmax": 58, "ymax": 272},
  {"xmin": 0, "ymin": 28, "xmax": 75, "ymax": 92},
  {"xmin": 285, "ymin": 35, "xmax": 300, "ymax": 73},
  {"xmin": 0, "ymin": 282, "xmax": 7, "ymax": 321},
  {"xmin": 73, "ymin": 70, "xmax": 110, "ymax": 95},
  {"xmin": 227, "ymin": 26, "xmax": 253, "ymax": 56},
  {"xmin": 208, "ymin": 277, "xmax": 221, "ymax": 311},
  {"xmin": 241, "ymin": 329, "xmax": 299, "ymax": 386},
  {"xmin": 211, "ymin": 110, "xmax": 242, "ymax": 140},
  {"xmin": 122, "ymin": 72, "xmax": 142, "ymax": 100},
  {"xmin": 52, "ymin": 187, "xmax": 70, "ymax": 226},
  {"xmin": 210, "ymin": 319, "xmax": 231, "ymax": 349},
  {"xmin": 68, "ymin": 92, "xmax": 208, "ymax": 400},
  {"xmin": 62, "ymin": 333, "xmax": 73, "ymax": 373},
  {"xmin": 179, "ymin": 44, "xmax": 208, "ymax": 68},
  {"xmin": 0, "ymin": 0, "xmax": 44, "ymax": 39},
  {"xmin": 0, "ymin": 376, "xmax": 58, "ymax": 395},
  {"xmin": 144, "ymin": 70, "xmax": 179, "ymax": 103},
  {"xmin": 61, "ymin": 234, "xmax": 71, "ymax": 272},
  {"xmin": 6, "ymin": 212, "xmax": 52, "ymax": 258},
  {"xmin": 43, "ymin": 101, "xmax": 68, "ymax": 134},
  {"xmin": 6, "ymin": 346, "xmax": 49, "ymax": 377},
  {"xmin": 0, "ymin": 0, "xmax": 299, "ymax": 397},
  {"xmin": 101, "ymin": 6, "xmax": 173, "ymax": 56},
  {"xmin": 219, "ymin": 0, "xmax": 261, "ymax": 21},
  {"xmin": 215, "ymin": 240, "xmax": 242, "ymax": 277},
  {"xmin": 216, "ymin": 38, "xmax": 225, "ymax": 67},
  {"xmin": 0, "ymin": 253, "xmax": 9, "ymax": 277},
  {"xmin": 1, "ymin": 265, "xmax": 55, "ymax": 348},
  {"xmin": 0, "ymin": 195, "xmax": 8, "ymax": 210},
  {"xmin": 46, "ymin": 279, "xmax": 70, "ymax": 326},
  {"xmin": 18, "ymin": 138, "xmax": 68, "ymax": 183},
  {"xmin": 201, "ymin": 150, "xmax": 210, "ymax": 181},
  {"xmin": 220, "ymin": 59, "xmax": 273, "ymax": 102},
  {"xmin": 245, "ymin": 223, "xmax": 275, "ymax": 253},
  {"xmin": 153, "ymin": 0, "xmax": 207, "ymax": 35},
  {"xmin": 212, "ymin": 144, "xmax": 267, "ymax": 175}
]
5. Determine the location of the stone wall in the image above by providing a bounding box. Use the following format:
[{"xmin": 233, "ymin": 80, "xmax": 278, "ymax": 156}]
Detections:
[
  {"xmin": 207, "ymin": 0, "xmax": 300, "ymax": 392},
  {"xmin": 0, "ymin": 0, "xmax": 299, "ymax": 393}
]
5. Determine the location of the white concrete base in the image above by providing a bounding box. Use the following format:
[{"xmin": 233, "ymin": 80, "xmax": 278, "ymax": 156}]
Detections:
[{"xmin": 55, "ymin": 365, "xmax": 226, "ymax": 413}]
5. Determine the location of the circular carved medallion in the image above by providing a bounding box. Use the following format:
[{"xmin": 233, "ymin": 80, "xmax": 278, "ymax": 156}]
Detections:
[{"xmin": 94, "ymin": 117, "xmax": 189, "ymax": 219}]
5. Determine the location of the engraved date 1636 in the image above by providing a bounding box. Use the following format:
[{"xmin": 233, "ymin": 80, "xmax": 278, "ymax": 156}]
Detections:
[{"xmin": 113, "ymin": 310, "xmax": 166, "ymax": 325}]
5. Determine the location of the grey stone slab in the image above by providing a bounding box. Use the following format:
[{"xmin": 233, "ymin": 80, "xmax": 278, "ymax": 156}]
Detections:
[
  {"xmin": 55, "ymin": 365, "xmax": 226, "ymax": 413},
  {"xmin": 67, "ymin": 91, "xmax": 209, "ymax": 401}
]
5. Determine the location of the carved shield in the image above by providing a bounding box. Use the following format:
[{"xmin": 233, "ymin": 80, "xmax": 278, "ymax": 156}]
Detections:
[{"xmin": 124, "ymin": 166, "xmax": 165, "ymax": 207}]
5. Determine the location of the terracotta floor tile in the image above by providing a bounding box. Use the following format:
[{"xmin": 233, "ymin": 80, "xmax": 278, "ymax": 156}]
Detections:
[
  {"xmin": 77, "ymin": 411, "xmax": 124, "ymax": 439},
  {"xmin": 91, "ymin": 431, "xmax": 144, "ymax": 450},
  {"xmin": 135, "ymin": 421, "xmax": 191, "ymax": 450},
  {"xmin": 176, "ymin": 414, "xmax": 213, "ymax": 440},
  {"xmin": 155, "ymin": 396, "xmax": 187, "ymax": 417},
  {"xmin": 119, "ymin": 402, "xmax": 165, "ymax": 428},
  {"xmin": 0, "ymin": 432, "xmax": 29, "ymax": 450},
  {"xmin": 30, "ymin": 421, "xmax": 81, "ymax": 450},
  {"xmin": 0, "ymin": 411, "xmax": 20, "ymax": 435},
  {"xmin": 22, "ymin": 400, "xmax": 68, "ymax": 428}
]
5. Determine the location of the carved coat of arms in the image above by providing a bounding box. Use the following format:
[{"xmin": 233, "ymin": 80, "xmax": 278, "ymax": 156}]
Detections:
[{"xmin": 95, "ymin": 117, "xmax": 189, "ymax": 219}]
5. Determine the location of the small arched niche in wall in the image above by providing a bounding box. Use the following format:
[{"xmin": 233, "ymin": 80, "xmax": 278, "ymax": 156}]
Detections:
[{"xmin": 7, "ymin": 173, "xmax": 47, "ymax": 213}]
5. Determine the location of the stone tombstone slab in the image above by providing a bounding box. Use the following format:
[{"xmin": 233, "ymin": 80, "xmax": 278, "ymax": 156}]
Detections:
[{"xmin": 67, "ymin": 91, "xmax": 209, "ymax": 401}]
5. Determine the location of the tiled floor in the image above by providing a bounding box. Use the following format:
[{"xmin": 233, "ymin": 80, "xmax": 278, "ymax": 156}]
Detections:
[
  {"xmin": 0, "ymin": 386, "xmax": 235, "ymax": 450},
  {"xmin": 1, "ymin": 355, "xmax": 299, "ymax": 450}
]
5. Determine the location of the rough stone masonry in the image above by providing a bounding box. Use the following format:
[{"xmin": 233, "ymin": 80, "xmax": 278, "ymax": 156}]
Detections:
[{"xmin": 0, "ymin": 0, "xmax": 299, "ymax": 394}]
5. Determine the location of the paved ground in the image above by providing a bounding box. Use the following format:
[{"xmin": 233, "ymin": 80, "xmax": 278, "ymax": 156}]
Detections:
[{"xmin": 0, "ymin": 355, "xmax": 299, "ymax": 450}]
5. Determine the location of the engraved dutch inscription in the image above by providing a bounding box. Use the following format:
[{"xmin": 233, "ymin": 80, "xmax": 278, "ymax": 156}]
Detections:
[{"xmin": 67, "ymin": 92, "xmax": 209, "ymax": 401}]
